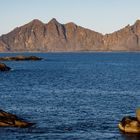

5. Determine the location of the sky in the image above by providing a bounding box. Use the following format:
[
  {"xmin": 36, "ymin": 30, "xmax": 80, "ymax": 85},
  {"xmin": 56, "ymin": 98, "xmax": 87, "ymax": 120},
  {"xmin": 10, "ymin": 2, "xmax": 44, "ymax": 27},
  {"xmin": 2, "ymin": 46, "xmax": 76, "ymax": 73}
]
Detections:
[{"xmin": 0, "ymin": 0, "xmax": 140, "ymax": 35}]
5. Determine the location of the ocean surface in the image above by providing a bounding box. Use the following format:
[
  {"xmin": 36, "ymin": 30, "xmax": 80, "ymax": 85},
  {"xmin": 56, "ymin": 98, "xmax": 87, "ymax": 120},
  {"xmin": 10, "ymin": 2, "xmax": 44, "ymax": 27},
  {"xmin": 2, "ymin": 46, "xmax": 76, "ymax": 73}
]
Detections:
[{"xmin": 0, "ymin": 52, "xmax": 140, "ymax": 140}]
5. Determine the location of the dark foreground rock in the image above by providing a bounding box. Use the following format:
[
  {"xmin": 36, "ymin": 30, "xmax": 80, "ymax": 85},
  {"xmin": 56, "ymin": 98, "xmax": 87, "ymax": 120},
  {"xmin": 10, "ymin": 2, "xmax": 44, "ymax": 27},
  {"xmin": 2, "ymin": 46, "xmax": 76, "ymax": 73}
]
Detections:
[
  {"xmin": 0, "ymin": 109, "xmax": 34, "ymax": 127},
  {"xmin": 0, "ymin": 55, "xmax": 42, "ymax": 61},
  {"xmin": 0, "ymin": 63, "xmax": 11, "ymax": 71},
  {"xmin": 118, "ymin": 108, "xmax": 140, "ymax": 133}
]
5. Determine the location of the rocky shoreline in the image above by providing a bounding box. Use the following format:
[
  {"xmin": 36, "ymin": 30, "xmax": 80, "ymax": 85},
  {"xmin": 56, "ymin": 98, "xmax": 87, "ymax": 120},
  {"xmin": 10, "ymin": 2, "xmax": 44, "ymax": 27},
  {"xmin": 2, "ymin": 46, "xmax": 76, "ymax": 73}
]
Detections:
[{"xmin": 0, "ymin": 55, "xmax": 42, "ymax": 127}]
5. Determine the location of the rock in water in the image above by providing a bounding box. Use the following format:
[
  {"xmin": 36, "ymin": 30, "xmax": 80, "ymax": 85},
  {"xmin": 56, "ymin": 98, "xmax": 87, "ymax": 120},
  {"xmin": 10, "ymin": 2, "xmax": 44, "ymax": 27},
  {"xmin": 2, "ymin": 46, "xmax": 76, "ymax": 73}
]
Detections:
[
  {"xmin": 118, "ymin": 116, "xmax": 140, "ymax": 133},
  {"xmin": 0, "ymin": 63, "xmax": 11, "ymax": 71},
  {"xmin": 0, "ymin": 109, "xmax": 34, "ymax": 127},
  {"xmin": 0, "ymin": 55, "xmax": 42, "ymax": 61},
  {"xmin": 118, "ymin": 108, "xmax": 140, "ymax": 133}
]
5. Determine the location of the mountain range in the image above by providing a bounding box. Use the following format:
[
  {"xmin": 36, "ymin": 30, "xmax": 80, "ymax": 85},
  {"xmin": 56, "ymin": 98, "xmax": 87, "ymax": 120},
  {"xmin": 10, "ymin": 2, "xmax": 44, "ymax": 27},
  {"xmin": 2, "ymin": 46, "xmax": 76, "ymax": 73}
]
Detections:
[{"xmin": 0, "ymin": 18, "xmax": 140, "ymax": 52}]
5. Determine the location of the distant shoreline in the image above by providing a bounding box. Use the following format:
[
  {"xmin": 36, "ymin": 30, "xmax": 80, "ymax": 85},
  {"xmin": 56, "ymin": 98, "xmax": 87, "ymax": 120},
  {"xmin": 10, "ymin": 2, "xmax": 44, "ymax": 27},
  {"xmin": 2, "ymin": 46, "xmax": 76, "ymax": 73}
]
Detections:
[{"xmin": 0, "ymin": 51, "xmax": 140, "ymax": 54}]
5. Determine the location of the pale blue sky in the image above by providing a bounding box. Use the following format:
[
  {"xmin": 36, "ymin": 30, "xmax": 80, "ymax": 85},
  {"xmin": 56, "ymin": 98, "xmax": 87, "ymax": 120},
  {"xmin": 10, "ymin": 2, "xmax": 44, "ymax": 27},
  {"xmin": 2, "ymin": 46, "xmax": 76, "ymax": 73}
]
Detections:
[{"xmin": 0, "ymin": 0, "xmax": 140, "ymax": 35}]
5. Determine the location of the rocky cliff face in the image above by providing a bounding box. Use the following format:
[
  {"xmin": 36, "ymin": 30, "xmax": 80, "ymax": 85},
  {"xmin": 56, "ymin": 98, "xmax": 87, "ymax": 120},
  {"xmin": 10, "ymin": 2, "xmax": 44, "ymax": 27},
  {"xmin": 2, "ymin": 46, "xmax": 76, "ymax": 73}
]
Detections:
[
  {"xmin": 0, "ymin": 18, "xmax": 140, "ymax": 52},
  {"xmin": 103, "ymin": 20, "xmax": 140, "ymax": 51}
]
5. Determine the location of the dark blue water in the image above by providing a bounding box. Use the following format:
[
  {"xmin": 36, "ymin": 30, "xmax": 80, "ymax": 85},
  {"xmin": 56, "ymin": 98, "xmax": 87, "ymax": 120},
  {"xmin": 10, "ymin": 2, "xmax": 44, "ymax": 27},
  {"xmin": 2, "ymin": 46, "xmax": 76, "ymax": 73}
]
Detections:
[{"xmin": 0, "ymin": 52, "xmax": 140, "ymax": 140}]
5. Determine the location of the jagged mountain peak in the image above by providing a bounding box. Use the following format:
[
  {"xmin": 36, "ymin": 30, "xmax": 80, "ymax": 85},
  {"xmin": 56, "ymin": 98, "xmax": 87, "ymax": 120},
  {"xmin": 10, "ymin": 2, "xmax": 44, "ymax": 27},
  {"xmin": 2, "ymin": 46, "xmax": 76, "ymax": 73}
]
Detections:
[
  {"xmin": 65, "ymin": 22, "xmax": 77, "ymax": 27},
  {"xmin": 134, "ymin": 19, "xmax": 140, "ymax": 25},
  {"xmin": 132, "ymin": 19, "xmax": 140, "ymax": 35},
  {"xmin": 31, "ymin": 19, "xmax": 43, "ymax": 23},
  {"xmin": 27, "ymin": 19, "xmax": 44, "ymax": 27},
  {"xmin": 47, "ymin": 18, "xmax": 60, "ymax": 25}
]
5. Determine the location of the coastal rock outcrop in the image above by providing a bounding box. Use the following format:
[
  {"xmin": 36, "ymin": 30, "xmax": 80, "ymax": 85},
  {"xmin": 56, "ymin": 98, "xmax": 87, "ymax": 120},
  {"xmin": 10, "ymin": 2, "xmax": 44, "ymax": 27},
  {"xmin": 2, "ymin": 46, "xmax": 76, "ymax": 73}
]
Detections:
[
  {"xmin": 0, "ymin": 18, "xmax": 140, "ymax": 52},
  {"xmin": 0, "ymin": 109, "xmax": 34, "ymax": 127},
  {"xmin": 0, "ymin": 55, "xmax": 42, "ymax": 61},
  {"xmin": 118, "ymin": 108, "xmax": 140, "ymax": 133},
  {"xmin": 0, "ymin": 63, "xmax": 11, "ymax": 71}
]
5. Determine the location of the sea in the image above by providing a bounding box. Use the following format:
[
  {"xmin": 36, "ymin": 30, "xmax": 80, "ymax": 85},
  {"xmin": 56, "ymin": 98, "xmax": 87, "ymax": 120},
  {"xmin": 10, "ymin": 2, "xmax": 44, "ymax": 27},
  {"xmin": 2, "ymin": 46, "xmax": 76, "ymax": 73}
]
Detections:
[{"xmin": 0, "ymin": 52, "xmax": 140, "ymax": 140}]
